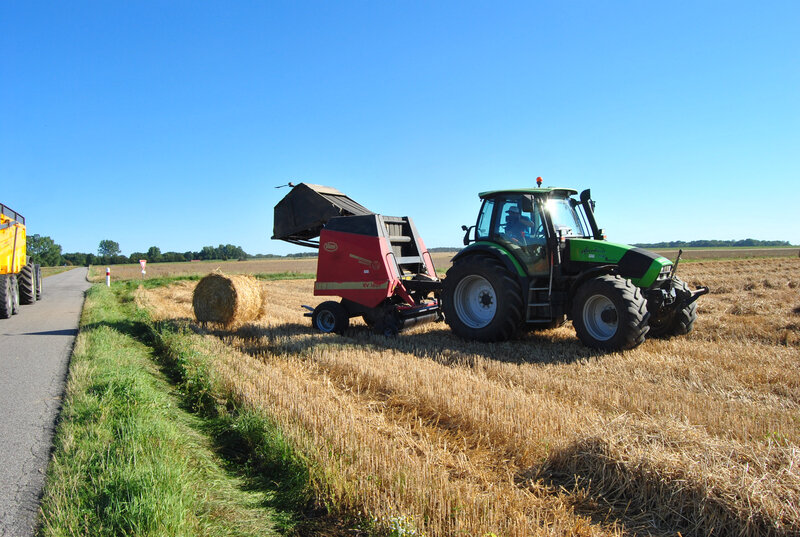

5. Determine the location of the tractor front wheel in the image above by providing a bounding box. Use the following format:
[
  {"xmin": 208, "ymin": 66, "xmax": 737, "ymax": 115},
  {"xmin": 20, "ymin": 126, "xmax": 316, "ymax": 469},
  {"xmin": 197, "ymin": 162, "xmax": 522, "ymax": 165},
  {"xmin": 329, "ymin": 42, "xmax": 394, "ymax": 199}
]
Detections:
[
  {"xmin": 647, "ymin": 277, "xmax": 697, "ymax": 338},
  {"xmin": 312, "ymin": 301, "xmax": 349, "ymax": 334},
  {"xmin": 443, "ymin": 256, "xmax": 523, "ymax": 342},
  {"xmin": 572, "ymin": 275, "xmax": 649, "ymax": 351}
]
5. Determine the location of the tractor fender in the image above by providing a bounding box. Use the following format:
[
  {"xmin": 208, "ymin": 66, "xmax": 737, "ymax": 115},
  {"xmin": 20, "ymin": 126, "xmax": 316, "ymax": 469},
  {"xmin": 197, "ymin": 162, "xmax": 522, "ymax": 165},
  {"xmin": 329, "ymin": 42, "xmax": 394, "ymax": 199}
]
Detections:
[
  {"xmin": 567, "ymin": 265, "xmax": 617, "ymax": 311},
  {"xmin": 450, "ymin": 243, "xmax": 527, "ymax": 280}
]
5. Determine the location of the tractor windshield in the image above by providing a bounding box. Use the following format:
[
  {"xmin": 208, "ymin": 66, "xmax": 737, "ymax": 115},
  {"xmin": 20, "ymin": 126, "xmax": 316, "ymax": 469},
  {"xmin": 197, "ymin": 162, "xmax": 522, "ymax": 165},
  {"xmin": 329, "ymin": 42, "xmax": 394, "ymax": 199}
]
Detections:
[{"xmin": 545, "ymin": 196, "xmax": 588, "ymax": 237}]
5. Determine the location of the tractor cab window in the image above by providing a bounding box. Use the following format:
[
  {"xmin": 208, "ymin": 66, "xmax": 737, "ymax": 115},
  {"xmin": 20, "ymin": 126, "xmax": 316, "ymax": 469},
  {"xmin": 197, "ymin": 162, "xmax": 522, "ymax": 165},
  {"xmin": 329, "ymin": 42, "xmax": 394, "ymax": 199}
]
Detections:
[
  {"xmin": 493, "ymin": 195, "xmax": 548, "ymax": 275},
  {"xmin": 475, "ymin": 198, "xmax": 494, "ymax": 240},
  {"xmin": 546, "ymin": 196, "xmax": 588, "ymax": 237}
]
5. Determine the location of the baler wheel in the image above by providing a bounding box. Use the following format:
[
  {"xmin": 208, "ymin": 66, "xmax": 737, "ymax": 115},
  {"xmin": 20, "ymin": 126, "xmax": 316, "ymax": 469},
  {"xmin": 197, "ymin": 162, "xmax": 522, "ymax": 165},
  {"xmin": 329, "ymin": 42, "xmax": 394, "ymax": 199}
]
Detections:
[
  {"xmin": 572, "ymin": 275, "xmax": 649, "ymax": 351},
  {"xmin": 442, "ymin": 256, "xmax": 523, "ymax": 342},
  {"xmin": 312, "ymin": 301, "xmax": 349, "ymax": 335},
  {"xmin": 19, "ymin": 262, "xmax": 36, "ymax": 305},
  {"xmin": 647, "ymin": 277, "xmax": 698, "ymax": 338},
  {"xmin": 374, "ymin": 310, "xmax": 400, "ymax": 337}
]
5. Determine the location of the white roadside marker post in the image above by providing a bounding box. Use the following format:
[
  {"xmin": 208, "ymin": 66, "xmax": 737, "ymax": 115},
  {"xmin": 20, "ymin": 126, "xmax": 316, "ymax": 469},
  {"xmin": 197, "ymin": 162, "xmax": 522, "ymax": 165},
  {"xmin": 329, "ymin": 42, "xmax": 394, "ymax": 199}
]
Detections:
[
  {"xmin": 106, "ymin": 267, "xmax": 111, "ymax": 287},
  {"xmin": 139, "ymin": 259, "xmax": 147, "ymax": 279}
]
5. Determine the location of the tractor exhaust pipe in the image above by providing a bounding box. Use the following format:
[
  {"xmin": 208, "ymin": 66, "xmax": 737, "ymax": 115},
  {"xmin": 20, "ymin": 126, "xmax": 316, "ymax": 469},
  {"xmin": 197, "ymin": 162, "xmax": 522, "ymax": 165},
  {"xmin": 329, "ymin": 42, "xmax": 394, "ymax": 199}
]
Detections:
[{"xmin": 579, "ymin": 189, "xmax": 603, "ymax": 240}]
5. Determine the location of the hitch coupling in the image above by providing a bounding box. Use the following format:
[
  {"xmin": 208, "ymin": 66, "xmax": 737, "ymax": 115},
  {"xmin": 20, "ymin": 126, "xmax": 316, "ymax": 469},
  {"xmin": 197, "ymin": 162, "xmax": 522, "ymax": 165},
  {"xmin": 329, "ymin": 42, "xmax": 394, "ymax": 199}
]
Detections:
[
  {"xmin": 668, "ymin": 248, "xmax": 709, "ymax": 307},
  {"xmin": 685, "ymin": 285, "xmax": 709, "ymax": 306}
]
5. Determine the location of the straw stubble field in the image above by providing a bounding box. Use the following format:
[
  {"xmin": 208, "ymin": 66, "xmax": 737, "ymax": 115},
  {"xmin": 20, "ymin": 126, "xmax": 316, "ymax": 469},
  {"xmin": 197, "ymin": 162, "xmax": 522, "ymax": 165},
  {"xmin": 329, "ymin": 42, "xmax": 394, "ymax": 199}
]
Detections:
[
  {"xmin": 89, "ymin": 248, "xmax": 799, "ymax": 282},
  {"xmin": 137, "ymin": 258, "xmax": 800, "ymax": 536}
]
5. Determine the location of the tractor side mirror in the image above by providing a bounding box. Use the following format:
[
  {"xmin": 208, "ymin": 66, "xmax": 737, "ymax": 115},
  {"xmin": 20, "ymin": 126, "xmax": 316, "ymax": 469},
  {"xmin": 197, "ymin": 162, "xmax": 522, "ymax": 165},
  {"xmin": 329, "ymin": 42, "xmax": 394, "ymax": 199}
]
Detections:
[
  {"xmin": 522, "ymin": 196, "xmax": 534, "ymax": 213},
  {"xmin": 461, "ymin": 225, "xmax": 475, "ymax": 245}
]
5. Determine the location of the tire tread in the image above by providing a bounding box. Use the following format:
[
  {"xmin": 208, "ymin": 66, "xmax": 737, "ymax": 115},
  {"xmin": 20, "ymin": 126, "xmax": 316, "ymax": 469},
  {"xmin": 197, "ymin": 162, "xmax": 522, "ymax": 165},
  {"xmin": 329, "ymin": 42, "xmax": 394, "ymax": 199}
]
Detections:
[
  {"xmin": 443, "ymin": 255, "xmax": 524, "ymax": 342},
  {"xmin": 572, "ymin": 274, "xmax": 649, "ymax": 351},
  {"xmin": 19, "ymin": 262, "xmax": 36, "ymax": 305}
]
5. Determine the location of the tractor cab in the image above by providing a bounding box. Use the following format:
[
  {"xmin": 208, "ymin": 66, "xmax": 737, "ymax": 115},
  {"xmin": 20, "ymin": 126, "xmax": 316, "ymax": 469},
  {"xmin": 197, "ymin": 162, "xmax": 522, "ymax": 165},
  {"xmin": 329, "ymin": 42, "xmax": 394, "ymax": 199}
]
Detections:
[{"xmin": 467, "ymin": 187, "xmax": 591, "ymax": 279}]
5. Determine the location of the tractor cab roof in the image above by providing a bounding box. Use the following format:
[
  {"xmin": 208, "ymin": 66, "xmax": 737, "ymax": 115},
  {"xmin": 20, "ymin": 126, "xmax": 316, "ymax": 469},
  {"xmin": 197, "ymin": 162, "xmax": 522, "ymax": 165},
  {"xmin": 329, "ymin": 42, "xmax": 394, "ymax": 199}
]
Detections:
[{"xmin": 478, "ymin": 187, "xmax": 578, "ymax": 199}]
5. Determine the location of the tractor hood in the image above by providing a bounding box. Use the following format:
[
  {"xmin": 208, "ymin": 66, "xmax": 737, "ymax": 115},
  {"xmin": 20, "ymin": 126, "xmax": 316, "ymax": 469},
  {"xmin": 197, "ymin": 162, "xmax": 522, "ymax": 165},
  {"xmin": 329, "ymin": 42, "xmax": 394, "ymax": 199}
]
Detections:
[{"xmin": 567, "ymin": 239, "xmax": 672, "ymax": 288}]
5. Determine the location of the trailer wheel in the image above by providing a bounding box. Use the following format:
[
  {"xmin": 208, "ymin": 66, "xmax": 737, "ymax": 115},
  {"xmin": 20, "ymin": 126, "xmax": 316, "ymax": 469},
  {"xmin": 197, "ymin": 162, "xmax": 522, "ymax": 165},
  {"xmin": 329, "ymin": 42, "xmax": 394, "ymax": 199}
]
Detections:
[
  {"xmin": 0, "ymin": 275, "xmax": 12, "ymax": 319},
  {"xmin": 35, "ymin": 264, "xmax": 42, "ymax": 299},
  {"xmin": 572, "ymin": 275, "xmax": 649, "ymax": 351},
  {"xmin": 312, "ymin": 301, "xmax": 349, "ymax": 334},
  {"xmin": 19, "ymin": 262, "xmax": 36, "ymax": 305},
  {"xmin": 443, "ymin": 256, "xmax": 523, "ymax": 342},
  {"xmin": 647, "ymin": 277, "xmax": 697, "ymax": 338}
]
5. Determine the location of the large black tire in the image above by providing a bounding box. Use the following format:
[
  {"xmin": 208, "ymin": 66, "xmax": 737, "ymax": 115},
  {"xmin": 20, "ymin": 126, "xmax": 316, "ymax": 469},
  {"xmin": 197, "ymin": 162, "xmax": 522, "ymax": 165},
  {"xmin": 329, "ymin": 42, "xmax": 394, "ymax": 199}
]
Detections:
[
  {"xmin": 0, "ymin": 275, "xmax": 12, "ymax": 319},
  {"xmin": 35, "ymin": 264, "xmax": 42, "ymax": 299},
  {"xmin": 647, "ymin": 277, "xmax": 697, "ymax": 338},
  {"xmin": 10, "ymin": 274, "xmax": 20, "ymax": 315},
  {"xmin": 19, "ymin": 262, "xmax": 36, "ymax": 305},
  {"xmin": 572, "ymin": 275, "xmax": 649, "ymax": 351},
  {"xmin": 442, "ymin": 256, "xmax": 524, "ymax": 342},
  {"xmin": 311, "ymin": 301, "xmax": 350, "ymax": 334}
]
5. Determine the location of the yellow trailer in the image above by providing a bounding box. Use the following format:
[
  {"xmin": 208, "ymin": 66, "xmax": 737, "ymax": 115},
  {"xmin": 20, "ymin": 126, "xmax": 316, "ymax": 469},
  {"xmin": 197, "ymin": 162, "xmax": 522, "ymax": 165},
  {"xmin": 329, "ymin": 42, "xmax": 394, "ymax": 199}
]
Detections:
[{"xmin": 1, "ymin": 203, "xmax": 41, "ymax": 318}]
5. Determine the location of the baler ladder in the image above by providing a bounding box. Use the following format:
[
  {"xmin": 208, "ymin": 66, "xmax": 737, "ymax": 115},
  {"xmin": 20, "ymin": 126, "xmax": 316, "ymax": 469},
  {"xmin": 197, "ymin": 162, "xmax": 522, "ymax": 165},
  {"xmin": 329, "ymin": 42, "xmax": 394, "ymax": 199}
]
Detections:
[{"xmin": 381, "ymin": 216, "xmax": 433, "ymax": 275}]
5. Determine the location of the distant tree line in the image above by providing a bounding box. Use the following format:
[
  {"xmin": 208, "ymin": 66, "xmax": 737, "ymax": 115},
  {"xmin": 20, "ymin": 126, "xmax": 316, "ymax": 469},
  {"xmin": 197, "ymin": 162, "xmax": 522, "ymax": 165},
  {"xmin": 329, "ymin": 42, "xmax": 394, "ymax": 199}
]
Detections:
[
  {"xmin": 27, "ymin": 236, "xmax": 257, "ymax": 267},
  {"xmin": 249, "ymin": 251, "xmax": 318, "ymax": 259},
  {"xmin": 633, "ymin": 239, "xmax": 792, "ymax": 248},
  {"xmin": 29, "ymin": 235, "xmax": 790, "ymax": 267}
]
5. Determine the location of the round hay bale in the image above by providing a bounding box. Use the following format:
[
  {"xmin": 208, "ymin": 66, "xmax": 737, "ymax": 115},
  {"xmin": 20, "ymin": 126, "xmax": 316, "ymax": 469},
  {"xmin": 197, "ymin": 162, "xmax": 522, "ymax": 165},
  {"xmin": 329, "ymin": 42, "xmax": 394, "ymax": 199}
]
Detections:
[{"xmin": 192, "ymin": 273, "xmax": 266, "ymax": 326}]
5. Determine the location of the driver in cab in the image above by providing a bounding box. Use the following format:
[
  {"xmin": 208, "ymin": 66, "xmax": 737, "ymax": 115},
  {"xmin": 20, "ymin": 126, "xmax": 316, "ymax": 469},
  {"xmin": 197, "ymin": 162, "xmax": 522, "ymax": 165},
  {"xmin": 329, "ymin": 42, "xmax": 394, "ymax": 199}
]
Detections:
[{"xmin": 504, "ymin": 206, "xmax": 534, "ymax": 246}]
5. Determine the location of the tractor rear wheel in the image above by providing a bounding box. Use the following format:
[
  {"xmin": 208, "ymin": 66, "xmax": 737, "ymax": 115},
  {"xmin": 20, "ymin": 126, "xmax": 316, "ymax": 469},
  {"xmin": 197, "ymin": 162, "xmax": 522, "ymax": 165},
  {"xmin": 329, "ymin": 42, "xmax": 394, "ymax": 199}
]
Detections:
[
  {"xmin": 572, "ymin": 275, "xmax": 649, "ymax": 351},
  {"xmin": 19, "ymin": 262, "xmax": 36, "ymax": 305},
  {"xmin": 443, "ymin": 256, "xmax": 523, "ymax": 342},
  {"xmin": 312, "ymin": 301, "xmax": 349, "ymax": 334},
  {"xmin": 0, "ymin": 275, "xmax": 13, "ymax": 319},
  {"xmin": 647, "ymin": 277, "xmax": 697, "ymax": 338}
]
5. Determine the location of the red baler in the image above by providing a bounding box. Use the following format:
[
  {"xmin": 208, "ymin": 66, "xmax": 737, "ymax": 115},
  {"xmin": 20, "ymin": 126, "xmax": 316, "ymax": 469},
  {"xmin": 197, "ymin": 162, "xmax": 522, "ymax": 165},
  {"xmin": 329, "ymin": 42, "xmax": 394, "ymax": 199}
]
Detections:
[{"xmin": 272, "ymin": 183, "xmax": 442, "ymax": 334}]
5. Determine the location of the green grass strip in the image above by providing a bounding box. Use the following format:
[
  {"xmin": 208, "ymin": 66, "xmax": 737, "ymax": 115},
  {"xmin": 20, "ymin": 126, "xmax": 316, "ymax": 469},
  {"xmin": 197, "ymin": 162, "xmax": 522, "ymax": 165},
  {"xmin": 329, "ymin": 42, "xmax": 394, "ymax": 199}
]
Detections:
[
  {"xmin": 38, "ymin": 284, "xmax": 282, "ymax": 537},
  {"xmin": 150, "ymin": 321, "xmax": 313, "ymax": 511}
]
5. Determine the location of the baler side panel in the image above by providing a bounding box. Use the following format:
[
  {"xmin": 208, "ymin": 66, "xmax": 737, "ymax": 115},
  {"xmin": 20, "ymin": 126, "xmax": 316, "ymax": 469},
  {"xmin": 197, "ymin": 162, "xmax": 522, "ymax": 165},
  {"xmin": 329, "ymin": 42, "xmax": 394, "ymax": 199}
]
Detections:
[{"xmin": 315, "ymin": 229, "xmax": 399, "ymax": 308}]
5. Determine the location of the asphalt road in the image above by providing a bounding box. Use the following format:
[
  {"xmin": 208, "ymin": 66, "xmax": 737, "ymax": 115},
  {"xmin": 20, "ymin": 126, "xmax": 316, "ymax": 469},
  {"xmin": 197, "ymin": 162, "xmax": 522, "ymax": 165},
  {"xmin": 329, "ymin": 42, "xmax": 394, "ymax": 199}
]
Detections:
[{"xmin": 0, "ymin": 268, "xmax": 90, "ymax": 537}]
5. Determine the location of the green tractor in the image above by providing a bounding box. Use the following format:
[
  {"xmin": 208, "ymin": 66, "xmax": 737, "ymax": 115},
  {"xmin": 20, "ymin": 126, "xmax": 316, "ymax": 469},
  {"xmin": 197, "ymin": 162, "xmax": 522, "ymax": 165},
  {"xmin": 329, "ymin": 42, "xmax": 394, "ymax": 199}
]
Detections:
[{"xmin": 443, "ymin": 180, "xmax": 709, "ymax": 351}]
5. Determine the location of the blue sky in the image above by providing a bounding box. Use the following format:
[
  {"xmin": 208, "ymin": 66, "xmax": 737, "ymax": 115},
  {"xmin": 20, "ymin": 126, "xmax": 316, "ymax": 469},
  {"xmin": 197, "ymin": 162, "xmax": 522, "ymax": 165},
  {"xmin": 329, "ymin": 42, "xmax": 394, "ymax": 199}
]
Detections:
[{"xmin": 2, "ymin": 1, "xmax": 798, "ymax": 256}]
